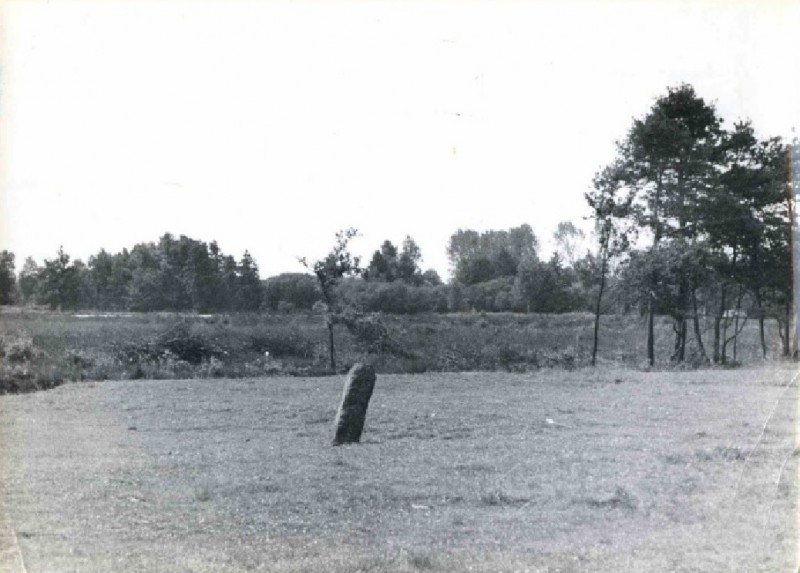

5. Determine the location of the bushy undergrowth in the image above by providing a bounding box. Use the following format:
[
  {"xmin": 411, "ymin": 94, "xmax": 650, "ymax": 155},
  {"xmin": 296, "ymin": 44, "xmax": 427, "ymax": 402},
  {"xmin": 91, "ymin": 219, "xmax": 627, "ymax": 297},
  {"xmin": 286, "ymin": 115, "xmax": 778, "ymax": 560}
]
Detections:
[
  {"xmin": 0, "ymin": 335, "xmax": 65, "ymax": 394},
  {"xmin": 0, "ymin": 306, "xmax": 787, "ymax": 392}
]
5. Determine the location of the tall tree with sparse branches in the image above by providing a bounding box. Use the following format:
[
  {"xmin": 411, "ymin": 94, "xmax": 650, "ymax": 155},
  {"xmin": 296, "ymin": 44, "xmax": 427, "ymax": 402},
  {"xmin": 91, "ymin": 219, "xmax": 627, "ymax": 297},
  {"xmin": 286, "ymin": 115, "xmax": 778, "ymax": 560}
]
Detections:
[{"xmin": 585, "ymin": 163, "xmax": 632, "ymax": 365}]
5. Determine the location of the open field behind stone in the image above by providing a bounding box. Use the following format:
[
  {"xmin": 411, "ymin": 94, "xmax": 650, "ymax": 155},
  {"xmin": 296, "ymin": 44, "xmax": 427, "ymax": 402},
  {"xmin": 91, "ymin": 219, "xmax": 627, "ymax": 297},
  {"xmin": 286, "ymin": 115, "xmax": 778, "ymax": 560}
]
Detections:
[{"xmin": 1, "ymin": 366, "xmax": 798, "ymax": 572}]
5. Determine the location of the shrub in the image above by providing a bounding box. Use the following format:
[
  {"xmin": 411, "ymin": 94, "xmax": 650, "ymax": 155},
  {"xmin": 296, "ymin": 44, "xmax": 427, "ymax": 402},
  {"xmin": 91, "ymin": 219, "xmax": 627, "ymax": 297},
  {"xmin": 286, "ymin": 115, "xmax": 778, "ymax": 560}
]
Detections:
[
  {"xmin": 263, "ymin": 273, "xmax": 323, "ymax": 310},
  {"xmin": 2, "ymin": 336, "xmax": 42, "ymax": 364},
  {"xmin": 155, "ymin": 321, "xmax": 226, "ymax": 365},
  {"xmin": 0, "ymin": 335, "xmax": 64, "ymax": 394}
]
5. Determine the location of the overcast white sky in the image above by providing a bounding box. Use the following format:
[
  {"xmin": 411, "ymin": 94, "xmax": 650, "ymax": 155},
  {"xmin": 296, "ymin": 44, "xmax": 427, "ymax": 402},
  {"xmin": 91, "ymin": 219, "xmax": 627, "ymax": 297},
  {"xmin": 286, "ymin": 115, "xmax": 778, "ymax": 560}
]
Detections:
[{"xmin": 1, "ymin": 0, "xmax": 798, "ymax": 279}]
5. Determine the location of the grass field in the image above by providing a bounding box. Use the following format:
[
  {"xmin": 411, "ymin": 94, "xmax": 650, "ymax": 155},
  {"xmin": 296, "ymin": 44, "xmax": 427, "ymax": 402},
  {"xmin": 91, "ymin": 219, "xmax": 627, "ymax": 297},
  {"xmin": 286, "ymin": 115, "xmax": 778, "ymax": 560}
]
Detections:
[
  {"xmin": 1, "ymin": 365, "xmax": 797, "ymax": 572},
  {"xmin": 0, "ymin": 307, "xmax": 787, "ymax": 392}
]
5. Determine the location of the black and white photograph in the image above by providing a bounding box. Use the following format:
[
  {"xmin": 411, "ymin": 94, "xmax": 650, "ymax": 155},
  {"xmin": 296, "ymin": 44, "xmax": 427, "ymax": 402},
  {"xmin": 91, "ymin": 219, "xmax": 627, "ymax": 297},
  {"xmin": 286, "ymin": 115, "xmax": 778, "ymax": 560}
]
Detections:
[{"xmin": 1, "ymin": 0, "xmax": 799, "ymax": 571}]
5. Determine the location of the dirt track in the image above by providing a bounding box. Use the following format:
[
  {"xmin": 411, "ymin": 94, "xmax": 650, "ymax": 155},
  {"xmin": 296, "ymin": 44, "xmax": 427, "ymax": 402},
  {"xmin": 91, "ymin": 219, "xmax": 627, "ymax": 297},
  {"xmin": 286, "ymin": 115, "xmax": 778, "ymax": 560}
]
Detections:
[{"xmin": 1, "ymin": 367, "xmax": 798, "ymax": 572}]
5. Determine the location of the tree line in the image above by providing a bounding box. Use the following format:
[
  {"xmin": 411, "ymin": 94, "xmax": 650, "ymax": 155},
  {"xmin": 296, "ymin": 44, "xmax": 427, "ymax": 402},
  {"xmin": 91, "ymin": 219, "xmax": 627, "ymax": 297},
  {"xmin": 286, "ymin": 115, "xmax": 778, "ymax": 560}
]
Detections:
[
  {"xmin": 2, "ymin": 235, "xmax": 263, "ymax": 312},
  {"xmin": 0, "ymin": 84, "xmax": 795, "ymax": 368},
  {"xmin": 0, "ymin": 221, "xmax": 599, "ymax": 316}
]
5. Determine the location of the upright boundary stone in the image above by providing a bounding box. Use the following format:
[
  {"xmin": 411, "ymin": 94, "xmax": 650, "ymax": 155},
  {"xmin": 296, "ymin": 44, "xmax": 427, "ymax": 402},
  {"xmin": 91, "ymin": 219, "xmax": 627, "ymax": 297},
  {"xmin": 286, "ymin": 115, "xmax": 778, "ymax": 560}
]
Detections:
[{"xmin": 332, "ymin": 363, "xmax": 376, "ymax": 445}]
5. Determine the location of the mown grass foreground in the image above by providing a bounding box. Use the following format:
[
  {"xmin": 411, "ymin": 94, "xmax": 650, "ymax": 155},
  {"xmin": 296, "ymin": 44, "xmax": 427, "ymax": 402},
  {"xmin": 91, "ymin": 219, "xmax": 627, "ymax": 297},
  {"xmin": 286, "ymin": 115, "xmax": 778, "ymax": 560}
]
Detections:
[{"xmin": 1, "ymin": 366, "xmax": 797, "ymax": 572}]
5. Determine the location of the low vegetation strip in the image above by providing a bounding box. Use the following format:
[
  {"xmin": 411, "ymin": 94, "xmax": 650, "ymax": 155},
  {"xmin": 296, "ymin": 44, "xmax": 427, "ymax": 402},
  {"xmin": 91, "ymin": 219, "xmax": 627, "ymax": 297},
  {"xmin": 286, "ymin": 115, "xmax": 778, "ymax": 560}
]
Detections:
[{"xmin": 0, "ymin": 308, "xmax": 786, "ymax": 393}]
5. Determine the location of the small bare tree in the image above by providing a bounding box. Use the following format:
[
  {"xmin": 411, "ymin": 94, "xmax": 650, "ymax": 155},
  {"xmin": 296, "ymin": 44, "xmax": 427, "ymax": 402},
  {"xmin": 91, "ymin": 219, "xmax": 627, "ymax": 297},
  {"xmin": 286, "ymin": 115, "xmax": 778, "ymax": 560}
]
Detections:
[{"xmin": 299, "ymin": 228, "xmax": 361, "ymax": 372}]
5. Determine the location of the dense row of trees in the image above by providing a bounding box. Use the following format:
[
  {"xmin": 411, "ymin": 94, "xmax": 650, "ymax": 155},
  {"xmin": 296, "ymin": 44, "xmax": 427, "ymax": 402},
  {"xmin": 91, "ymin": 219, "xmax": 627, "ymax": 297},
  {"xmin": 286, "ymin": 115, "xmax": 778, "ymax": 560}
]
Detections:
[
  {"xmin": 4, "ymin": 235, "xmax": 263, "ymax": 312},
  {"xmin": 587, "ymin": 84, "xmax": 796, "ymax": 365}
]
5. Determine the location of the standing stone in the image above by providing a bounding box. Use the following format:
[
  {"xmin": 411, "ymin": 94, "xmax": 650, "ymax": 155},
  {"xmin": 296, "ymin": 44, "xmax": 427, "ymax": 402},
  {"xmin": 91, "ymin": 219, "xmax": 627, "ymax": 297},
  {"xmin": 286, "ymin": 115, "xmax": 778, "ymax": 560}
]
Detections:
[{"xmin": 332, "ymin": 363, "xmax": 376, "ymax": 445}]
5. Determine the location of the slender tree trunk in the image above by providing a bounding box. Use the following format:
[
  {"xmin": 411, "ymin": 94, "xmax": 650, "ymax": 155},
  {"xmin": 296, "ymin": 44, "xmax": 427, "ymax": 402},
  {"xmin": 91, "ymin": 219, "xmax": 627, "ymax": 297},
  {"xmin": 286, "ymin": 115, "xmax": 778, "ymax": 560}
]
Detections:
[
  {"xmin": 673, "ymin": 172, "xmax": 688, "ymax": 364},
  {"xmin": 647, "ymin": 294, "xmax": 655, "ymax": 367},
  {"xmin": 723, "ymin": 315, "xmax": 748, "ymax": 365},
  {"xmin": 327, "ymin": 317, "xmax": 336, "ymax": 372},
  {"xmin": 671, "ymin": 320, "xmax": 681, "ymax": 362},
  {"xmin": 647, "ymin": 178, "xmax": 663, "ymax": 368},
  {"xmin": 777, "ymin": 292, "xmax": 791, "ymax": 358},
  {"xmin": 671, "ymin": 315, "xmax": 687, "ymax": 362},
  {"xmin": 721, "ymin": 331, "xmax": 728, "ymax": 364},
  {"xmin": 318, "ymin": 281, "xmax": 338, "ymax": 372},
  {"xmin": 721, "ymin": 249, "xmax": 739, "ymax": 364},
  {"xmin": 591, "ymin": 255, "xmax": 608, "ymax": 366},
  {"xmin": 732, "ymin": 286, "xmax": 744, "ymax": 362},
  {"xmin": 722, "ymin": 315, "xmax": 733, "ymax": 364},
  {"xmin": 785, "ymin": 301, "xmax": 791, "ymax": 357},
  {"xmin": 777, "ymin": 315, "xmax": 789, "ymax": 357},
  {"xmin": 691, "ymin": 285, "xmax": 708, "ymax": 362},
  {"xmin": 679, "ymin": 319, "xmax": 687, "ymax": 362},
  {"xmin": 754, "ymin": 288, "xmax": 767, "ymax": 359},
  {"xmin": 674, "ymin": 276, "xmax": 690, "ymax": 362},
  {"xmin": 672, "ymin": 316, "xmax": 684, "ymax": 363},
  {"xmin": 713, "ymin": 283, "xmax": 726, "ymax": 364}
]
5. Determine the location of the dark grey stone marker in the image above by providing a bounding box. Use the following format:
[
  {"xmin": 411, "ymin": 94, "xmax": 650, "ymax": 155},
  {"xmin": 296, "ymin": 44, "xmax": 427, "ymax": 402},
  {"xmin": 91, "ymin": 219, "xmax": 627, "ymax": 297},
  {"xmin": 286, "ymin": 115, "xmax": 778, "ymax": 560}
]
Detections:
[{"xmin": 332, "ymin": 363, "xmax": 376, "ymax": 445}]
